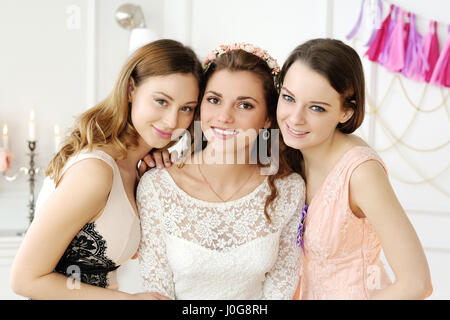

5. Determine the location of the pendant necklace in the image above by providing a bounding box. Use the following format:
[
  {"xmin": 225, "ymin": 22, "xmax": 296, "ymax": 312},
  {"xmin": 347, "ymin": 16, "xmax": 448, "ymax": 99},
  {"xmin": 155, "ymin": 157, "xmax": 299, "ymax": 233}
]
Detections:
[{"xmin": 197, "ymin": 164, "xmax": 256, "ymax": 202}]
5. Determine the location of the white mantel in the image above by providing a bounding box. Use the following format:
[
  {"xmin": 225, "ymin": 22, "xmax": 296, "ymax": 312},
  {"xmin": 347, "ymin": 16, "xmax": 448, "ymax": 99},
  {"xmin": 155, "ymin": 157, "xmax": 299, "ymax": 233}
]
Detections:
[{"xmin": 0, "ymin": 230, "xmax": 26, "ymax": 299}]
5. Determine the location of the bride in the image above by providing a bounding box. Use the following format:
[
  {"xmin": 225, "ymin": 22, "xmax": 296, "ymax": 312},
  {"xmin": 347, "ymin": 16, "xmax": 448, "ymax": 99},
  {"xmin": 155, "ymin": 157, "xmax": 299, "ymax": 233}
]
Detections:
[{"xmin": 137, "ymin": 43, "xmax": 305, "ymax": 299}]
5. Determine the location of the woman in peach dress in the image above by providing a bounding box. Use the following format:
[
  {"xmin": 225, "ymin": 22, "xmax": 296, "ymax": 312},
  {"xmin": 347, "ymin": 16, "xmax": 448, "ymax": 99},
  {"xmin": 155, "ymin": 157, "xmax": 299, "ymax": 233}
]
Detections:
[{"xmin": 277, "ymin": 39, "xmax": 433, "ymax": 299}]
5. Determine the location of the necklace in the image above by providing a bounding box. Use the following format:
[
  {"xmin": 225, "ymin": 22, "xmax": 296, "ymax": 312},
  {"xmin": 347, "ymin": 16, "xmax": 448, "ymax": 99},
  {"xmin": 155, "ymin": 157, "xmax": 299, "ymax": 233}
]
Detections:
[{"xmin": 197, "ymin": 164, "xmax": 256, "ymax": 202}]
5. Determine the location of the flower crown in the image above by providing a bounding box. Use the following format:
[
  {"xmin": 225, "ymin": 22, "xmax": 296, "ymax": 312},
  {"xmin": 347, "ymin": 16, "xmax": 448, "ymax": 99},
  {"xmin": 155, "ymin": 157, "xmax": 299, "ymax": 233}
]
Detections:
[{"xmin": 203, "ymin": 42, "xmax": 281, "ymax": 90}]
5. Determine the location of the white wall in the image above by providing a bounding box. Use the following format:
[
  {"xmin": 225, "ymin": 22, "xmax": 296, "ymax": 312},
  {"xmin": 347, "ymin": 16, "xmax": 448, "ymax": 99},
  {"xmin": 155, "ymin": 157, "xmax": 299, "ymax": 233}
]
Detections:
[
  {"xmin": 96, "ymin": 0, "xmax": 165, "ymax": 101},
  {"xmin": 0, "ymin": 0, "xmax": 449, "ymax": 298},
  {"xmin": 0, "ymin": 0, "xmax": 165, "ymax": 230},
  {"xmin": 0, "ymin": 0, "xmax": 88, "ymax": 229}
]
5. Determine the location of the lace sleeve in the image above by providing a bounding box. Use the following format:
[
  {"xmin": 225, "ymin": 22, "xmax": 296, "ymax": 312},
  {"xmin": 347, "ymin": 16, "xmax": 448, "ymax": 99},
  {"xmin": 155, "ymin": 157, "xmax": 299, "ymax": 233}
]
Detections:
[
  {"xmin": 137, "ymin": 172, "xmax": 176, "ymax": 299},
  {"xmin": 262, "ymin": 176, "xmax": 305, "ymax": 300}
]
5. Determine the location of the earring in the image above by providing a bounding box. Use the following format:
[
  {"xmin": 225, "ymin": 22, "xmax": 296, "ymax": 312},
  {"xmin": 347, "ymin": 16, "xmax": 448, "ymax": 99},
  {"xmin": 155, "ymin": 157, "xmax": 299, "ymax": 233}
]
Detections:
[{"xmin": 262, "ymin": 129, "xmax": 270, "ymax": 140}]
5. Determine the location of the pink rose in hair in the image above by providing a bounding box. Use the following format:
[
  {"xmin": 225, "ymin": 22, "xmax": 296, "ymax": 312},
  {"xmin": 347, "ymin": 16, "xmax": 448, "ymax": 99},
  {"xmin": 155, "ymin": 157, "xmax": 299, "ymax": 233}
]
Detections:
[
  {"xmin": 267, "ymin": 59, "xmax": 278, "ymax": 70},
  {"xmin": 206, "ymin": 51, "xmax": 216, "ymax": 62},
  {"xmin": 244, "ymin": 44, "xmax": 254, "ymax": 52},
  {"xmin": 254, "ymin": 48, "xmax": 265, "ymax": 58},
  {"xmin": 0, "ymin": 149, "xmax": 11, "ymax": 173}
]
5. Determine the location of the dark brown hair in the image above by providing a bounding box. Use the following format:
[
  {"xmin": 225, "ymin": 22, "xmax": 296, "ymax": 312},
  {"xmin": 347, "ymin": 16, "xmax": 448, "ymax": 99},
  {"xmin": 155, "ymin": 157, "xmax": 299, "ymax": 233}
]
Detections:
[
  {"xmin": 46, "ymin": 39, "xmax": 203, "ymax": 182},
  {"xmin": 195, "ymin": 49, "xmax": 302, "ymax": 221},
  {"xmin": 280, "ymin": 38, "xmax": 365, "ymax": 133}
]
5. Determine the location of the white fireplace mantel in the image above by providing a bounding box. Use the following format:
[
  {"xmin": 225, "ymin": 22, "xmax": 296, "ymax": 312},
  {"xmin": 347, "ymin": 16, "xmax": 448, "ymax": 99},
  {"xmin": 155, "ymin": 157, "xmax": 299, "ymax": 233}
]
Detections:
[{"xmin": 0, "ymin": 230, "xmax": 26, "ymax": 300}]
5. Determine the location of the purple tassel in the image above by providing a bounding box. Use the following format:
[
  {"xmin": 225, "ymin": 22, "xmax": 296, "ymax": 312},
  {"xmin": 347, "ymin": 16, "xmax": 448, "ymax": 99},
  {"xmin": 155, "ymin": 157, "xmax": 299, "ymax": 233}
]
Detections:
[
  {"xmin": 347, "ymin": 0, "xmax": 384, "ymax": 46},
  {"xmin": 402, "ymin": 13, "xmax": 427, "ymax": 80},
  {"xmin": 296, "ymin": 204, "xmax": 308, "ymax": 253},
  {"xmin": 346, "ymin": 0, "xmax": 366, "ymax": 40},
  {"xmin": 378, "ymin": 6, "xmax": 399, "ymax": 65},
  {"xmin": 385, "ymin": 8, "xmax": 407, "ymax": 72}
]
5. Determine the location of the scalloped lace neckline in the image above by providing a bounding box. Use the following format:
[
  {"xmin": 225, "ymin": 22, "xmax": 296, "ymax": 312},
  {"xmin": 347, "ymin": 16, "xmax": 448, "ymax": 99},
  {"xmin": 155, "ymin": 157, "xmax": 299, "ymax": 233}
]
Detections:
[{"xmin": 161, "ymin": 168, "xmax": 269, "ymax": 207}]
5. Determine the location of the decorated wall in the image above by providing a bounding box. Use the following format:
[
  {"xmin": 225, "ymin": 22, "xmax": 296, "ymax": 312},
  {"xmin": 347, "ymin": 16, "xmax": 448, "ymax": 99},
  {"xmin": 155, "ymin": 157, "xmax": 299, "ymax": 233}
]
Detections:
[{"xmin": 0, "ymin": 0, "xmax": 449, "ymax": 298}]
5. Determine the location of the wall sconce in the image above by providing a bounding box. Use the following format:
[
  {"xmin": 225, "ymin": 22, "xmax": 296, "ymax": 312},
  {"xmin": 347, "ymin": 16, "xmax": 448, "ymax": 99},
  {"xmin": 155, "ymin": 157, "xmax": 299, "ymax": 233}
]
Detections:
[{"xmin": 115, "ymin": 3, "xmax": 159, "ymax": 54}]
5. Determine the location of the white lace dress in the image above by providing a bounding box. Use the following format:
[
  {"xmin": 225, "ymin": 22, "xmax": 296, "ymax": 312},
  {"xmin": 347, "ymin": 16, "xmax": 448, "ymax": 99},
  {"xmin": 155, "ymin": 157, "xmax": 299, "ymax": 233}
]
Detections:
[{"xmin": 137, "ymin": 168, "xmax": 305, "ymax": 300}]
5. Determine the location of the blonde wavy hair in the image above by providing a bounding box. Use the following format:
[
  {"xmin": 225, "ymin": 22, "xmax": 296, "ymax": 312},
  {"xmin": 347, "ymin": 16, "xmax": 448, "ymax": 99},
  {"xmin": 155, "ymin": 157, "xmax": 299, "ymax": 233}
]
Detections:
[{"xmin": 46, "ymin": 39, "xmax": 204, "ymax": 183}]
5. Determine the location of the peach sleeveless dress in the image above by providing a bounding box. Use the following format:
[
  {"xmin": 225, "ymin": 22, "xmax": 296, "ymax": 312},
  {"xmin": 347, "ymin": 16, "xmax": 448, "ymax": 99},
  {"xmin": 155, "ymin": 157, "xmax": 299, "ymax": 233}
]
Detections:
[{"xmin": 295, "ymin": 146, "xmax": 392, "ymax": 300}]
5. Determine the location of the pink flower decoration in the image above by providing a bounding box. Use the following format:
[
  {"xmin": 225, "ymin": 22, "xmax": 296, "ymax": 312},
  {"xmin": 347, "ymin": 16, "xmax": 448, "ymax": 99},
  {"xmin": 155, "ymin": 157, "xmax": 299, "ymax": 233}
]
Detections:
[
  {"xmin": 254, "ymin": 47, "xmax": 265, "ymax": 58},
  {"xmin": 0, "ymin": 149, "xmax": 11, "ymax": 173},
  {"xmin": 206, "ymin": 51, "xmax": 216, "ymax": 61},
  {"xmin": 203, "ymin": 42, "xmax": 281, "ymax": 90},
  {"xmin": 244, "ymin": 44, "xmax": 254, "ymax": 52}
]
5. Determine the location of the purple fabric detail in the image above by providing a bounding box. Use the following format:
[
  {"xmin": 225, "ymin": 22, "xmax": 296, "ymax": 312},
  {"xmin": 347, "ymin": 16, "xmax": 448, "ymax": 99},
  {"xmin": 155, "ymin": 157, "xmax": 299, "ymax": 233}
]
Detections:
[
  {"xmin": 403, "ymin": 13, "xmax": 411, "ymax": 51},
  {"xmin": 365, "ymin": 29, "xmax": 378, "ymax": 47},
  {"xmin": 346, "ymin": 0, "xmax": 366, "ymax": 40},
  {"xmin": 296, "ymin": 204, "xmax": 308, "ymax": 253},
  {"xmin": 402, "ymin": 14, "xmax": 427, "ymax": 80}
]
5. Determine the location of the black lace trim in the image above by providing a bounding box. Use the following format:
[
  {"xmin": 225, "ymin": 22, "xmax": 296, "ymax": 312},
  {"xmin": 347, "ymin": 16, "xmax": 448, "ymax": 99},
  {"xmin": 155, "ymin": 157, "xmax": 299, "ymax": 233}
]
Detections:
[{"xmin": 54, "ymin": 222, "xmax": 118, "ymax": 288}]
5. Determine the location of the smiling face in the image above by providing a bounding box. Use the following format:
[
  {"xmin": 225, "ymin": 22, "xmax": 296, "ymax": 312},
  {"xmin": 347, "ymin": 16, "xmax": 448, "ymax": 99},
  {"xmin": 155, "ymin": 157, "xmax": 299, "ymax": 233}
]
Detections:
[
  {"xmin": 277, "ymin": 60, "xmax": 354, "ymax": 151},
  {"xmin": 200, "ymin": 69, "xmax": 271, "ymax": 156},
  {"xmin": 130, "ymin": 72, "xmax": 199, "ymax": 149}
]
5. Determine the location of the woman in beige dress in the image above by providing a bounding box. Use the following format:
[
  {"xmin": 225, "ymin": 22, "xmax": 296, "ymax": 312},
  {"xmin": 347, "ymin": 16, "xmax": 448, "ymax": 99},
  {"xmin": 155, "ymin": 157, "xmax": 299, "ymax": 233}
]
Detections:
[{"xmin": 10, "ymin": 39, "xmax": 203, "ymax": 300}]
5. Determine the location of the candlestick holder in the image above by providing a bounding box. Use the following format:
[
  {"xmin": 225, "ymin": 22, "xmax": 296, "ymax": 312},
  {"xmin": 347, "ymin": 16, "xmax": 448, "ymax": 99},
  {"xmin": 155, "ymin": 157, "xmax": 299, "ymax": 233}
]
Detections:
[{"xmin": 2, "ymin": 141, "xmax": 40, "ymax": 235}]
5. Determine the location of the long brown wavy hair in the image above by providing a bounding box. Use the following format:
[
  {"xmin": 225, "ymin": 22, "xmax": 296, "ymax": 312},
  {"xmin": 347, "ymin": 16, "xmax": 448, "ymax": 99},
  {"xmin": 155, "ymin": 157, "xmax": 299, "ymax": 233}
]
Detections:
[
  {"xmin": 190, "ymin": 49, "xmax": 304, "ymax": 221},
  {"xmin": 46, "ymin": 39, "xmax": 204, "ymax": 183}
]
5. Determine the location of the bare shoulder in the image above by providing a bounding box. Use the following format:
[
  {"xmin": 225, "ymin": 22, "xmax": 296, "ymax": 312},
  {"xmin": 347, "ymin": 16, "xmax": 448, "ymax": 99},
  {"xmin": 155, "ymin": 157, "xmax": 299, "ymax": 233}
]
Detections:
[
  {"xmin": 57, "ymin": 158, "xmax": 113, "ymax": 195},
  {"xmin": 30, "ymin": 158, "xmax": 115, "ymax": 247},
  {"xmin": 351, "ymin": 159, "xmax": 388, "ymax": 188},
  {"xmin": 349, "ymin": 159, "xmax": 396, "ymax": 218},
  {"xmin": 349, "ymin": 159, "xmax": 392, "ymax": 212}
]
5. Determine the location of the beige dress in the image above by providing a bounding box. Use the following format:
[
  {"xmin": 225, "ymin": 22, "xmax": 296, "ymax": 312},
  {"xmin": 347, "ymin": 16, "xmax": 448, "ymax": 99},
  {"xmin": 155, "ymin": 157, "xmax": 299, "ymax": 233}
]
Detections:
[{"xmin": 36, "ymin": 149, "xmax": 141, "ymax": 289}]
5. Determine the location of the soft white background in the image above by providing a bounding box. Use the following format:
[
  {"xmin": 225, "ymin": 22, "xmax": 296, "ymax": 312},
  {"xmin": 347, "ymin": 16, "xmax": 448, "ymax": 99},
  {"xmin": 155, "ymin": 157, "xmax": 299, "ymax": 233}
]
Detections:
[{"xmin": 0, "ymin": 0, "xmax": 449, "ymax": 299}]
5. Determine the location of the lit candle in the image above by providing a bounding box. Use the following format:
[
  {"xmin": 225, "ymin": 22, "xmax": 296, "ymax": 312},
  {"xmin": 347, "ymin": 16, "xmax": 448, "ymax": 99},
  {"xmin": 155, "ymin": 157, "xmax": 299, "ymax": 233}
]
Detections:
[
  {"xmin": 28, "ymin": 109, "xmax": 36, "ymax": 141},
  {"xmin": 2, "ymin": 125, "xmax": 8, "ymax": 149},
  {"xmin": 54, "ymin": 124, "xmax": 61, "ymax": 153}
]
